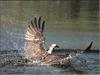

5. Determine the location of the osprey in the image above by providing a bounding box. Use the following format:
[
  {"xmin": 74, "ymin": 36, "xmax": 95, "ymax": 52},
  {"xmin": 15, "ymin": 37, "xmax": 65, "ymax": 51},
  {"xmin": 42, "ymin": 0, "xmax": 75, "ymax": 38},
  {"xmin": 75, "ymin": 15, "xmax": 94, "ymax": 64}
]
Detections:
[
  {"xmin": 24, "ymin": 17, "xmax": 72, "ymax": 64},
  {"xmin": 24, "ymin": 17, "xmax": 93, "ymax": 64}
]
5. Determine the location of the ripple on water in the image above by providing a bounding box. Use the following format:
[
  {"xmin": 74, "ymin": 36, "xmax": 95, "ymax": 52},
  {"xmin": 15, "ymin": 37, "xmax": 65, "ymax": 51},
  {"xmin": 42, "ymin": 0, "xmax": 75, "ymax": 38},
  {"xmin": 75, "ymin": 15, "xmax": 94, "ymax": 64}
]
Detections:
[{"xmin": 0, "ymin": 49, "xmax": 99, "ymax": 74}]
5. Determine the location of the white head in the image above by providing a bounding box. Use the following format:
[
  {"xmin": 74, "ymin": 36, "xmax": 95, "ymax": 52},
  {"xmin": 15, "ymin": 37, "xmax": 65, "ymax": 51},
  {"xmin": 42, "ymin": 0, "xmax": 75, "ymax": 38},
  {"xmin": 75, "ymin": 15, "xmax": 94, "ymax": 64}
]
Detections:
[{"xmin": 47, "ymin": 44, "xmax": 59, "ymax": 54}]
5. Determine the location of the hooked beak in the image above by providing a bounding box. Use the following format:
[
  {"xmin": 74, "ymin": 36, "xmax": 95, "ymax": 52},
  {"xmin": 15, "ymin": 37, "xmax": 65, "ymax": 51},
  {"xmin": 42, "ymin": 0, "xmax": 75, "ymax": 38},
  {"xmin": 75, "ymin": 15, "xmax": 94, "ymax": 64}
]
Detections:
[{"xmin": 55, "ymin": 45, "xmax": 60, "ymax": 48}]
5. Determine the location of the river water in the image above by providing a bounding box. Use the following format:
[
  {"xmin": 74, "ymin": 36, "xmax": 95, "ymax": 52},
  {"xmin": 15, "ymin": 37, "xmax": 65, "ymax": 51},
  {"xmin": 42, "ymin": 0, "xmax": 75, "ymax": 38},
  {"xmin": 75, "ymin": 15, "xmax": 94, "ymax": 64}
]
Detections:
[{"xmin": 0, "ymin": 0, "xmax": 99, "ymax": 74}]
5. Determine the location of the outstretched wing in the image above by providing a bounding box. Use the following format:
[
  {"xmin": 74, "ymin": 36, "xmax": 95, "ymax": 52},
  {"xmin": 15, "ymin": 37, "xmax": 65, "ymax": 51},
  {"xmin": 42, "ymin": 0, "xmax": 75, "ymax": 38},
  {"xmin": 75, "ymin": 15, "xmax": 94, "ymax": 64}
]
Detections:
[
  {"xmin": 25, "ymin": 18, "xmax": 72, "ymax": 63},
  {"xmin": 25, "ymin": 17, "xmax": 45, "ymax": 43}
]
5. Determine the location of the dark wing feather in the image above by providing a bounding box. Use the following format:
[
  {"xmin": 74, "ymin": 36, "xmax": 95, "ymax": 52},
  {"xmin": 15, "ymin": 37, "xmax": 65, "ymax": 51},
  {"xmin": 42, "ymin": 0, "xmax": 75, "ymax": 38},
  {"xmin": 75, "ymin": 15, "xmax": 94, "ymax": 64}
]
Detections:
[
  {"xmin": 38, "ymin": 17, "xmax": 41, "ymax": 29},
  {"xmin": 25, "ymin": 17, "xmax": 45, "ymax": 41},
  {"xmin": 31, "ymin": 20, "xmax": 34, "ymax": 28},
  {"xmin": 41, "ymin": 21, "xmax": 45, "ymax": 33},
  {"xmin": 34, "ymin": 17, "xmax": 37, "ymax": 28}
]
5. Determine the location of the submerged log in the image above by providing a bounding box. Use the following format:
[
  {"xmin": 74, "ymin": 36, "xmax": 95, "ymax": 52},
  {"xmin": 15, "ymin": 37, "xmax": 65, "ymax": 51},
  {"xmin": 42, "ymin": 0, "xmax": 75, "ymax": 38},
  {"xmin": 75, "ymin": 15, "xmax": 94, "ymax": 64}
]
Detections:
[
  {"xmin": 53, "ymin": 49, "xmax": 99, "ymax": 53},
  {"xmin": 53, "ymin": 41, "xmax": 99, "ymax": 54}
]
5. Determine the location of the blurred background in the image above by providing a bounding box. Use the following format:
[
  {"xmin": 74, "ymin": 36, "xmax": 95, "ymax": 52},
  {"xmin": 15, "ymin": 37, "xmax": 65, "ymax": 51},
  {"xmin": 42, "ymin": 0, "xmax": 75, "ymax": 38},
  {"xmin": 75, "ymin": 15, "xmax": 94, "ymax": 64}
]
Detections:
[
  {"xmin": 0, "ymin": 0, "xmax": 99, "ymax": 74},
  {"xmin": 0, "ymin": 0, "xmax": 99, "ymax": 50}
]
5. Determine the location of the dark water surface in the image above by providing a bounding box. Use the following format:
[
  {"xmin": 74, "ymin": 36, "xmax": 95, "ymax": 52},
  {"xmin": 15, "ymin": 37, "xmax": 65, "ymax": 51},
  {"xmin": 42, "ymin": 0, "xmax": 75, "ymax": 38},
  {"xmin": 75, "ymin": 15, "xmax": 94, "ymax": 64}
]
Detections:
[
  {"xmin": 0, "ymin": 0, "xmax": 99, "ymax": 74},
  {"xmin": 0, "ymin": 49, "xmax": 99, "ymax": 74}
]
